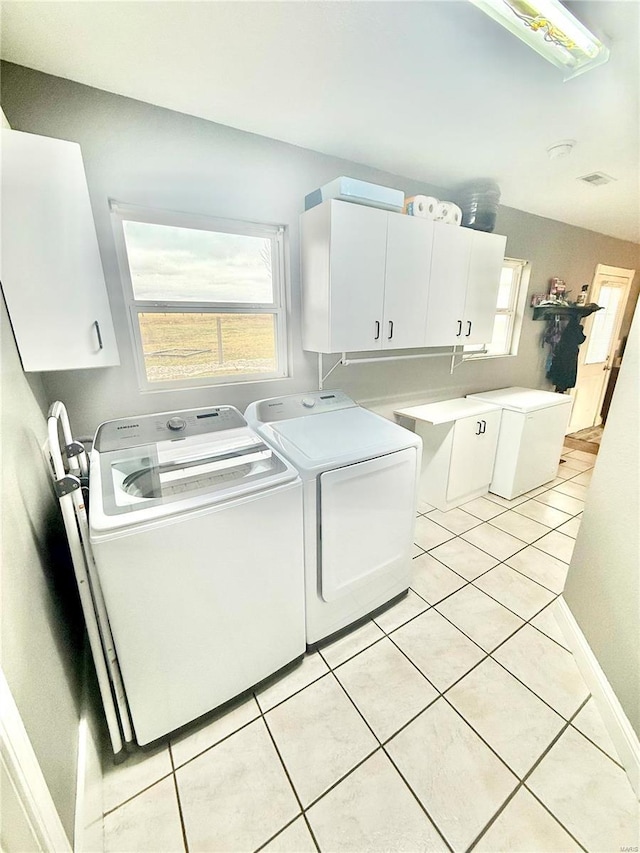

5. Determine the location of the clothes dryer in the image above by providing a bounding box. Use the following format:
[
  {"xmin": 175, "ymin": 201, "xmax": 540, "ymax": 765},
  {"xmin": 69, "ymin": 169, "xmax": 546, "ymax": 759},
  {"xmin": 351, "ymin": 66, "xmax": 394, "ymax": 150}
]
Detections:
[{"xmin": 245, "ymin": 391, "xmax": 421, "ymax": 644}]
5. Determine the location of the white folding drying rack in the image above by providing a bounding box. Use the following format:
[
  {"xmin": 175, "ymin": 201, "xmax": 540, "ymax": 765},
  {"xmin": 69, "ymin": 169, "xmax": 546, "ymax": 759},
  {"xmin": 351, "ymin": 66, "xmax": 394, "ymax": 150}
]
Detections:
[{"xmin": 47, "ymin": 401, "xmax": 134, "ymax": 756}]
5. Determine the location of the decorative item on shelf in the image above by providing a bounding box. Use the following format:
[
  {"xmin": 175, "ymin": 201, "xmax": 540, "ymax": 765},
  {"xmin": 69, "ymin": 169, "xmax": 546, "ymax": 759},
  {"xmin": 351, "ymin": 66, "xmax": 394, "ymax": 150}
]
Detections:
[
  {"xmin": 575, "ymin": 284, "xmax": 589, "ymax": 306},
  {"xmin": 548, "ymin": 277, "xmax": 568, "ymax": 301},
  {"xmin": 454, "ymin": 179, "xmax": 500, "ymax": 232}
]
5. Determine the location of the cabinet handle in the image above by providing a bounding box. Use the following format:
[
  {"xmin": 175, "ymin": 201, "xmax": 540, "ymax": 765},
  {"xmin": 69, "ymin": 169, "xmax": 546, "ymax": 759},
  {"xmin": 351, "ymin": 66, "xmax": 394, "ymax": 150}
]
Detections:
[
  {"xmin": 374, "ymin": 321, "xmax": 380, "ymax": 340},
  {"xmin": 93, "ymin": 320, "xmax": 104, "ymax": 350},
  {"xmin": 466, "ymin": 321, "xmax": 472, "ymax": 337},
  {"xmin": 480, "ymin": 419, "xmax": 487, "ymax": 434},
  {"xmin": 476, "ymin": 421, "xmax": 482, "ymax": 435},
  {"xmin": 456, "ymin": 320, "xmax": 462, "ymax": 337},
  {"xmin": 388, "ymin": 320, "xmax": 394, "ymax": 340}
]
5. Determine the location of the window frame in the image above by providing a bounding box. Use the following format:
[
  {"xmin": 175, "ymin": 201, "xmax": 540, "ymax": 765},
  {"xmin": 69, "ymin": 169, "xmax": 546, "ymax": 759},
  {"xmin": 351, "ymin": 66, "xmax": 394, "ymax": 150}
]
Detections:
[
  {"xmin": 464, "ymin": 258, "xmax": 530, "ymax": 360},
  {"xmin": 111, "ymin": 201, "xmax": 289, "ymax": 392}
]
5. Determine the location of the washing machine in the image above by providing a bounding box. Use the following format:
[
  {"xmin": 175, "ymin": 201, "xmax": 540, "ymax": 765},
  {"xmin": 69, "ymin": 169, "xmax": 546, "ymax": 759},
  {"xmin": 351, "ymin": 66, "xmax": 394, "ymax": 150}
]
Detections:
[
  {"xmin": 245, "ymin": 391, "xmax": 421, "ymax": 644},
  {"xmin": 89, "ymin": 405, "xmax": 305, "ymax": 745}
]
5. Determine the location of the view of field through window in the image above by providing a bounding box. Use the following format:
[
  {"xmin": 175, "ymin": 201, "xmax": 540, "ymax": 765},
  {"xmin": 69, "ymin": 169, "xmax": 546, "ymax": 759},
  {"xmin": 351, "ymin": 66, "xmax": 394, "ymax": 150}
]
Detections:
[
  {"xmin": 122, "ymin": 219, "xmax": 280, "ymax": 384},
  {"xmin": 137, "ymin": 313, "xmax": 277, "ymax": 383}
]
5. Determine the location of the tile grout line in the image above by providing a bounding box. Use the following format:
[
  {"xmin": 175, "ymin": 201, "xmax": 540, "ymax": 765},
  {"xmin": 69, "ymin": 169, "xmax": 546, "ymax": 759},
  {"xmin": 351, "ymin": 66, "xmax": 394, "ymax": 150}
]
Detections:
[
  {"xmin": 465, "ymin": 696, "xmax": 592, "ymax": 853},
  {"xmin": 169, "ymin": 711, "xmax": 260, "ymax": 772},
  {"xmin": 101, "ymin": 769, "xmax": 175, "ymax": 818},
  {"xmin": 167, "ymin": 743, "xmax": 191, "ymax": 853},
  {"xmin": 423, "ymin": 604, "xmax": 588, "ymax": 725},
  {"xmin": 316, "ymin": 650, "xmax": 455, "ymax": 853},
  {"xmin": 255, "ymin": 704, "xmax": 322, "ymax": 853},
  {"xmin": 381, "ymin": 745, "xmax": 457, "ymax": 853},
  {"xmin": 422, "ymin": 501, "xmax": 576, "ymax": 592},
  {"xmin": 566, "ymin": 719, "xmax": 627, "ymax": 771}
]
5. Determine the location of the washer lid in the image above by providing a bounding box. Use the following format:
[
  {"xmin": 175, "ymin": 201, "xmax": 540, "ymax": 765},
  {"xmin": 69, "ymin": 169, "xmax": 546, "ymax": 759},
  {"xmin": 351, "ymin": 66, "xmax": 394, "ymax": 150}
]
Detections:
[
  {"xmin": 259, "ymin": 406, "xmax": 419, "ymax": 472},
  {"xmin": 468, "ymin": 387, "xmax": 572, "ymax": 413},
  {"xmin": 89, "ymin": 429, "xmax": 298, "ymax": 535}
]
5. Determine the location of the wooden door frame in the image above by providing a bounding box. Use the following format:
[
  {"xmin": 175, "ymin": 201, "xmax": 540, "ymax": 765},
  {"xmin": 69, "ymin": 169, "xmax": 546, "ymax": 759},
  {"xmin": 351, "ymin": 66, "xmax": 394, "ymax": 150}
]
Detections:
[{"xmin": 572, "ymin": 264, "xmax": 636, "ymax": 429}]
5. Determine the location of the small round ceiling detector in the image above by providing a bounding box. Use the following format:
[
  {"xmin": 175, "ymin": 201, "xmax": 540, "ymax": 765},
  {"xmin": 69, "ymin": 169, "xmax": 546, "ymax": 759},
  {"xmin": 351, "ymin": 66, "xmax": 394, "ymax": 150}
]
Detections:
[{"xmin": 547, "ymin": 140, "xmax": 576, "ymax": 159}]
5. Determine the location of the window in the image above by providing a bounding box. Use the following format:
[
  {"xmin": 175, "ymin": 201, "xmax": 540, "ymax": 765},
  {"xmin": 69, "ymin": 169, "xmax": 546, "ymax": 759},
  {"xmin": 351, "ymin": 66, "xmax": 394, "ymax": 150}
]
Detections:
[
  {"xmin": 112, "ymin": 203, "xmax": 288, "ymax": 390},
  {"xmin": 464, "ymin": 258, "xmax": 529, "ymax": 359}
]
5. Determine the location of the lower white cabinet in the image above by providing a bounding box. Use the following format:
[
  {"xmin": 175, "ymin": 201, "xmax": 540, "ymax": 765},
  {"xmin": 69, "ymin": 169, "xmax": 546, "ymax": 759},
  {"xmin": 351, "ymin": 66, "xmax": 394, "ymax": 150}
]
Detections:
[
  {"xmin": 468, "ymin": 387, "xmax": 573, "ymax": 499},
  {"xmin": 395, "ymin": 399, "xmax": 502, "ymax": 511}
]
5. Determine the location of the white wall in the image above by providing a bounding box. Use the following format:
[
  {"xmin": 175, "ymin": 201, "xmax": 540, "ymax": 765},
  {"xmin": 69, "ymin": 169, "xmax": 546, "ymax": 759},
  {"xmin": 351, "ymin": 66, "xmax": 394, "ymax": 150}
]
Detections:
[
  {"xmin": 1, "ymin": 295, "xmax": 83, "ymax": 843},
  {"xmin": 563, "ymin": 304, "xmax": 639, "ymax": 735},
  {"xmin": 2, "ymin": 62, "xmax": 639, "ymax": 436}
]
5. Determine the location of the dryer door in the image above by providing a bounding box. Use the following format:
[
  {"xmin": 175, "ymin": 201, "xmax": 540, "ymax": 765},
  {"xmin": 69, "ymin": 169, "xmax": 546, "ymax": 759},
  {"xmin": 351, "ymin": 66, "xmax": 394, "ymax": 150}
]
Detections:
[{"xmin": 319, "ymin": 447, "xmax": 417, "ymax": 602}]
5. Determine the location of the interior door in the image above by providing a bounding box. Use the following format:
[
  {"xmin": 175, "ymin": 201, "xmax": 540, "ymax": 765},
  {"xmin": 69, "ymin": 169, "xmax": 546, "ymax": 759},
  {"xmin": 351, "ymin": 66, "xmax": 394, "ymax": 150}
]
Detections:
[
  {"xmin": 319, "ymin": 448, "xmax": 417, "ymax": 602},
  {"xmin": 568, "ymin": 265, "xmax": 635, "ymax": 433}
]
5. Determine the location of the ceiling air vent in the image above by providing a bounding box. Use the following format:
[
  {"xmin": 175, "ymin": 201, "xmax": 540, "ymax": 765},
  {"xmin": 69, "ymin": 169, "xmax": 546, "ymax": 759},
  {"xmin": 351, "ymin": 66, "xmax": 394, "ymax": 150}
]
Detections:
[{"xmin": 578, "ymin": 172, "xmax": 616, "ymax": 186}]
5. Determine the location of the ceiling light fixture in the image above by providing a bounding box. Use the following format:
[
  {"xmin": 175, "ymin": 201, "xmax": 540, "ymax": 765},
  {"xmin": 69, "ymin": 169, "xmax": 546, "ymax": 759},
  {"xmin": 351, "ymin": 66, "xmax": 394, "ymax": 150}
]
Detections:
[
  {"xmin": 469, "ymin": 0, "xmax": 610, "ymax": 80},
  {"xmin": 546, "ymin": 139, "xmax": 576, "ymax": 159}
]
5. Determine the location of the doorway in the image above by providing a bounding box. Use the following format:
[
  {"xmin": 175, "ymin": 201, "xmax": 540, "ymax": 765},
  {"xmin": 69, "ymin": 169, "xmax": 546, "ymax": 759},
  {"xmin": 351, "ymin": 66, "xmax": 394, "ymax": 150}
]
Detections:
[{"xmin": 567, "ymin": 264, "xmax": 636, "ymax": 436}]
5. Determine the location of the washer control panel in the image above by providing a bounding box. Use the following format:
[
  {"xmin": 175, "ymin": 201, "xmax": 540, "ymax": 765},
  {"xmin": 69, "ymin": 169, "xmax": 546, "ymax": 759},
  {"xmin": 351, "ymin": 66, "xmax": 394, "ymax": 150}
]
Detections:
[
  {"xmin": 94, "ymin": 406, "xmax": 246, "ymax": 451},
  {"xmin": 251, "ymin": 390, "xmax": 355, "ymax": 423}
]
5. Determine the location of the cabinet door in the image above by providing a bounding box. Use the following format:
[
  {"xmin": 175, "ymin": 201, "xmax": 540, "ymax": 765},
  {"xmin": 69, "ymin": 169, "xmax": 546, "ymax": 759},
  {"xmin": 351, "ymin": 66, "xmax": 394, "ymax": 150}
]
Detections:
[
  {"xmin": 1, "ymin": 129, "xmax": 119, "ymax": 371},
  {"xmin": 424, "ymin": 223, "xmax": 472, "ymax": 347},
  {"xmin": 463, "ymin": 231, "xmax": 507, "ymax": 344},
  {"xmin": 382, "ymin": 214, "xmax": 433, "ymax": 349},
  {"xmin": 328, "ymin": 201, "xmax": 388, "ymax": 352},
  {"xmin": 447, "ymin": 411, "xmax": 501, "ymax": 502}
]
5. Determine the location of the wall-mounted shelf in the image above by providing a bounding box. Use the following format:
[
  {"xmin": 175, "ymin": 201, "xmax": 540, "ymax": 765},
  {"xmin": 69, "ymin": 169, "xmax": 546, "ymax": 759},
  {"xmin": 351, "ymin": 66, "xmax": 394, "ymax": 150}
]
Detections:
[{"xmin": 532, "ymin": 303, "xmax": 602, "ymax": 321}]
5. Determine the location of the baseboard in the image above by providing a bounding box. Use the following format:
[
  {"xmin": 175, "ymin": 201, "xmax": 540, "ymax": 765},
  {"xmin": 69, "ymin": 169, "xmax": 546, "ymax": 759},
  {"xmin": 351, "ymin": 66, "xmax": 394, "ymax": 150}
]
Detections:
[
  {"xmin": 74, "ymin": 649, "xmax": 104, "ymax": 852},
  {"xmin": 555, "ymin": 598, "xmax": 640, "ymax": 798}
]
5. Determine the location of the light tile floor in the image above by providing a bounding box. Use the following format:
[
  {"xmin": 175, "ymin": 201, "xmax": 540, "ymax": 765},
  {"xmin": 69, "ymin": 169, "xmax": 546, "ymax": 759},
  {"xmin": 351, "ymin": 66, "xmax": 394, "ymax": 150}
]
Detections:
[{"xmin": 101, "ymin": 449, "xmax": 639, "ymax": 853}]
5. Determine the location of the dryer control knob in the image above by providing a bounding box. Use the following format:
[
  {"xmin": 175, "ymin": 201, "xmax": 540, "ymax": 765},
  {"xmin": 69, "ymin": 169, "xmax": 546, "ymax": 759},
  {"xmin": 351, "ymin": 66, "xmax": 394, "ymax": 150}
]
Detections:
[
  {"xmin": 167, "ymin": 416, "xmax": 187, "ymax": 431},
  {"xmin": 301, "ymin": 397, "xmax": 316, "ymax": 408}
]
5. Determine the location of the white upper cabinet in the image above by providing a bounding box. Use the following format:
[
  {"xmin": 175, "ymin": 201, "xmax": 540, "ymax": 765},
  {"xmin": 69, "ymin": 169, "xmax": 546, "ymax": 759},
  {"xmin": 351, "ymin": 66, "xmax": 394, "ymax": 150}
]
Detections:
[
  {"xmin": 425, "ymin": 224, "xmax": 507, "ymax": 347},
  {"xmin": 382, "ymin": 213, "xmax": 433, "ymax": 349},
  {"xmin": 301, "ymin": 200, "xmax": 433, "ymax": 353},
  {"xmin": 1, "ymin": 129, "xmax": 119, "ymax": 371},
  {"xmin": 301, "ymin": 199, "xmax": 505, "ymax": 354},
  {"xmin": 424, "ymin": 223, "xmax": 473, "ymax": 347},
  {"xmin": 463, "ymin": 230, "xmax": 508, "ymax": 344}
]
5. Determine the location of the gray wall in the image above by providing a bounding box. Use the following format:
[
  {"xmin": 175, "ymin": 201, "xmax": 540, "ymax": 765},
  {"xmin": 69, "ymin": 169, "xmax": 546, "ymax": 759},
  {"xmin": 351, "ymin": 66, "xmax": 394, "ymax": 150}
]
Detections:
[
  {"xmin": 1, "ymin": 62, "xmax": 639, "ymax": 435},
  {"xmin": 1, "ymin": 293, "xmax": 83, "ymax": 842},
  {"xmin": 564, "ymin": 307, "xmax": 639, "ymax": 734}
]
